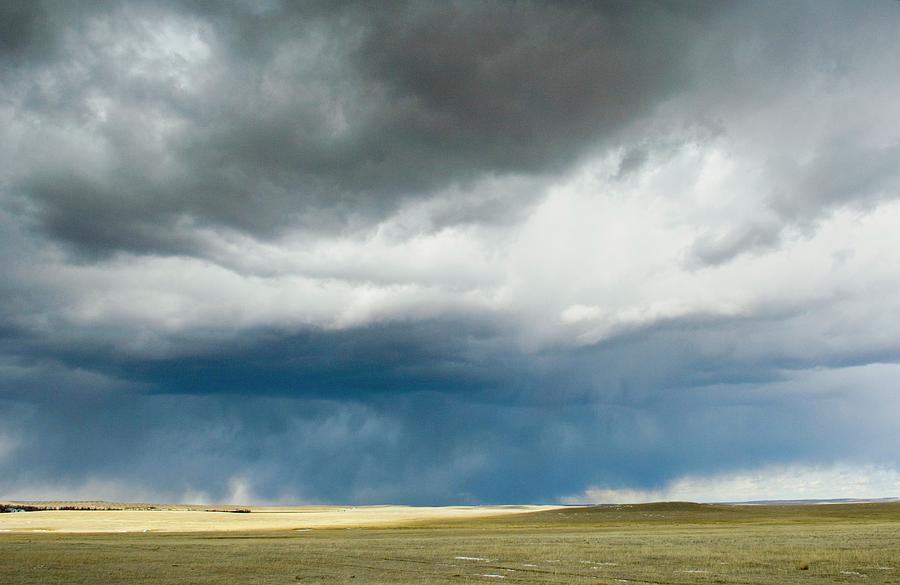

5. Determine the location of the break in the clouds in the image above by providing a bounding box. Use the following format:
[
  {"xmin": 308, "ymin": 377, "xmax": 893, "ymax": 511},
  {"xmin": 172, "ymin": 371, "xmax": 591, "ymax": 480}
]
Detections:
[{"xmin": 1, "ymin": 0, "xmax": 900, "ymax": 504}]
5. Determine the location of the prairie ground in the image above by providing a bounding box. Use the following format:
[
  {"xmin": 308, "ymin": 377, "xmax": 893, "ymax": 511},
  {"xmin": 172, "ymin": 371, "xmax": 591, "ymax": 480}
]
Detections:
[
  {"xmin": 1, "ymin": 501, "xmax": 899, "ymax": 584},
  {"xmin": 0, "ymin": 504, "xmax": 553, "ymax": 533}
]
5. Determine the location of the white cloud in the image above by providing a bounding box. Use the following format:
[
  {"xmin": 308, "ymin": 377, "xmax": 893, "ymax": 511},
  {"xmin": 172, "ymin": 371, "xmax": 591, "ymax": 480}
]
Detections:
[
  {"xmin": 8, "ymin": 139, "xmax": 900, "ymax": 366},
  {"xmin": 563, "ymin": 463, "xmax": 900, "ymax": 504}
]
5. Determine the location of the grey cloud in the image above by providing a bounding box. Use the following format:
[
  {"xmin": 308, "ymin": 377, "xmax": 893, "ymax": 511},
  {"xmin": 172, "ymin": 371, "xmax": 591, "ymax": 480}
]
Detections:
[
  {"xmin": 3, "ymin": 0, "xmax": 717, "ymax": 257},
  {"xmin": 352, "ymin": 1, "xmax": 706, "ymax": 181},
  {"xmin": 614, "ymin": 148, "xmax": 648, "ymax": 180},
  {"xmin": 671, "ymin": 1, "xmax": 900, "ymax": 264},
  {"xmin": 688, "ymin": 219, "xmax": 782, "ymax": 266},
  {"xmin": 768, "ymin": 142, "xmax": 900, "ymax": 222},
  {"xmin": 2, "ymin": 0, "xmax": 900, "ymax": 504},
  {"xmin": 0, "ymin": 2, "xmax": 47, "ymax": 57},
  {"xmin": 1, "ymin": 359, "xmax": 897, "ymax": 504},
  {"xmin": 4, "ymin": 1, "xmax": 899, "ymax": 264}
]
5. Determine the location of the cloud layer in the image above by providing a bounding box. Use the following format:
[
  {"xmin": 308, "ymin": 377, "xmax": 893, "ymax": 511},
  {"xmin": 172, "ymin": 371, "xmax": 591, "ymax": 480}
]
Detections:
[
  {"xmin": 565, "ymin": 464, "xmax": 900, "ymax": 505},
  {"xmin": 2, "ymin": 0, "xmax": 900, "ymax": 504}
]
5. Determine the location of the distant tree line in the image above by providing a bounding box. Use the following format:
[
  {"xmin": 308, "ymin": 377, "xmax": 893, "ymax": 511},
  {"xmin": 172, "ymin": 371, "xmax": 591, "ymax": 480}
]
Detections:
[{"xmin": 0, "ymin": 503, "xmax": 252, "ymax": 513}]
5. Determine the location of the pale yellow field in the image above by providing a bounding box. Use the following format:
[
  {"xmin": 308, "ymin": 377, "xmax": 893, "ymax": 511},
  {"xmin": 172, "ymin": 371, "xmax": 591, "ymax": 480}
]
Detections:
[{"xmin": 0, "ymin": 505, "xmax": 559, "ymax": 533}]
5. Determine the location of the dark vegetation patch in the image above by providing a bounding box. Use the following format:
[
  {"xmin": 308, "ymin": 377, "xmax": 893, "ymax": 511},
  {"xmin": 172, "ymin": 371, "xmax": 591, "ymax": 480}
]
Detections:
[{"xmin": 0, "ymin": 501, "xmax": 251, "ymax": 513}]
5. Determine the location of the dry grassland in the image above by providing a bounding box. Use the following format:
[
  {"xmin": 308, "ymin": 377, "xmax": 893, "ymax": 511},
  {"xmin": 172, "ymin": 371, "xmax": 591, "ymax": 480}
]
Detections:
[
  {"xmin": 0, "ymin": 504, "xmax": 556, "ymax": 533},
  {"xmin": 1, "ymin": 501, "xmax": 899, "ymax": 584}
]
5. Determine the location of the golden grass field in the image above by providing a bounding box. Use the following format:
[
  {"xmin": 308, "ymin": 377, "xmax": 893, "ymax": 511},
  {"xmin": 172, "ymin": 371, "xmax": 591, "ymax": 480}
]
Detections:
[
  {"xmin": 0, "ymin": 503, "xmax": 556, "ymax": 533},
  {"xmin": 2, "ymin": 501, "xmax": 899, "ymax": 584}
]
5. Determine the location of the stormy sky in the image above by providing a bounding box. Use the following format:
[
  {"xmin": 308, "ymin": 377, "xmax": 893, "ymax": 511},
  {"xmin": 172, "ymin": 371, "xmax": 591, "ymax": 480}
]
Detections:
[{"xmin": 2, "ymin": 0, "xmax": 900, "ymax": 505}]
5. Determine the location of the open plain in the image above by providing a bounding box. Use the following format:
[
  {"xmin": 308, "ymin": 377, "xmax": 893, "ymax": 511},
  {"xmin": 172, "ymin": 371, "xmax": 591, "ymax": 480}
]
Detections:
[
  {"xmin": 2, "ymin": 501, "xmax": 899, "ymax": 584},
  {"xmin": 0, "ymin": 502, "xmax": 554, "ymax": 533}
]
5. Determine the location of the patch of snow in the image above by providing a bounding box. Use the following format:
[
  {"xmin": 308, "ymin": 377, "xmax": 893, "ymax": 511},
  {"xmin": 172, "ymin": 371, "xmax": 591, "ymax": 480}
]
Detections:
[{"xmin": 456, "ymin": 556, "xmax": 489, "ymax": 561}]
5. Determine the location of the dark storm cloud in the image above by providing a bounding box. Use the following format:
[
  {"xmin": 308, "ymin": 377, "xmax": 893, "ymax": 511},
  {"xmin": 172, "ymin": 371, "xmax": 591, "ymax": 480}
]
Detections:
[
  {"xmin": 3, "ymin": 0, "xmax": 898, "ymax": 261},
  {"xmin": 2, "ymin": 356, "xmax": 897, "ymax": 504},
  {"xmin": 3, "ymin": 0, "xmax": 716, "ymax": 257},
  {"xmin": 7, "ymin": 301, "xmax": 898, "ymax": 409},
  {"xmin": 0, "ymin": 2, "xmax": 47, "ymax": 57},
  {"xmin": 2, "ymin": 0, "xmax": 900, "ymax": 505},
  {"xmin": 2, "ymin": 286, "xmax": 899, "ymax": 502}
]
